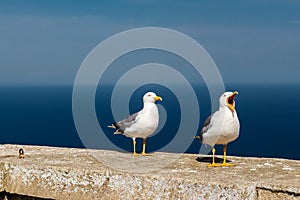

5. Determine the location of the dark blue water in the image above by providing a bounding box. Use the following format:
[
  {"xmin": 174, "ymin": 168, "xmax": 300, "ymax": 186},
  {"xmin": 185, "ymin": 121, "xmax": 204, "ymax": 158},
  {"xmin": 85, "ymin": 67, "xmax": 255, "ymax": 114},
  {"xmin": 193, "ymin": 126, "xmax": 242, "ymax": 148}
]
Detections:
[{"xmin": 0, "ymin": 84, "xmax": 299, "ymax": 160}]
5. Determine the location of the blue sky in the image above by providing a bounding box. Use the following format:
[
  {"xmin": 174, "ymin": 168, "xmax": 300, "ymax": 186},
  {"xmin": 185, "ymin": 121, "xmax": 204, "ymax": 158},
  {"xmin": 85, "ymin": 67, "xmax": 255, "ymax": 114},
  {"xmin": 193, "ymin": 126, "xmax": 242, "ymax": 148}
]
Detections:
[{"xmin": 0, "ymin": 0, "xmax": 300, "ymax": 85}]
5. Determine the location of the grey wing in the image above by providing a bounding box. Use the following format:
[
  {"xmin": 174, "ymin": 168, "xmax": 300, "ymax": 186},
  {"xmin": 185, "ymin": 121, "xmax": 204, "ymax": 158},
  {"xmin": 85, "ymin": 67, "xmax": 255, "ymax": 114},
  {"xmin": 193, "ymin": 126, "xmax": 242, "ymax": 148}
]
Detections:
[
  {"xmin": 194, "ymin": 114, "xmax": 214, "ymax": 142},
  {"xmin": 109, "ymin": 112, "xmax": 139, "ymax": 133},
  {"xmin": 201, "ymin": 114, "xmax": 213, "ymax": 135}
]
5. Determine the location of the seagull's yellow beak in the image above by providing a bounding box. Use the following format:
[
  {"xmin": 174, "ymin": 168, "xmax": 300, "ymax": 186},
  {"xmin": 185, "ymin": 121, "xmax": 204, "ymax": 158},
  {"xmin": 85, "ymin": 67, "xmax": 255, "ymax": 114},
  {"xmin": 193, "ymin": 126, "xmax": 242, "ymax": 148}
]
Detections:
[
  {"xmin": 154, "ymin": 96, "xmax": 162, "ymax": 101},
  {"xmin": 226, "ymin": 91, "xmax": 238, "ymax": 112}
]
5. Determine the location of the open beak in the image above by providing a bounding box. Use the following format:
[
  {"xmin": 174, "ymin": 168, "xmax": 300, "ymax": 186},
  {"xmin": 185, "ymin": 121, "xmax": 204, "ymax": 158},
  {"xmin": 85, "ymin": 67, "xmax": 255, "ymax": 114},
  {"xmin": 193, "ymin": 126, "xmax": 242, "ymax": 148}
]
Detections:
[
  {"xmin": 226, "ymin": 91, "xmax": 238, "ymax": 112},
  {"xmin": 154, "ymin": 96, "xmax": 162, "ymax": 101}
]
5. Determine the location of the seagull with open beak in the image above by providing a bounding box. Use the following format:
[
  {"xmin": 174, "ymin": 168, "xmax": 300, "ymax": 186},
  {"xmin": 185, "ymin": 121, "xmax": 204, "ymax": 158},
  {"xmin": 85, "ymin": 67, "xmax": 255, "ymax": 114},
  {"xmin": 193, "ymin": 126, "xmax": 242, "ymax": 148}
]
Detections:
[{"xmin": 195, "ymin": 91, "xmax": 240, "ymax": 167}]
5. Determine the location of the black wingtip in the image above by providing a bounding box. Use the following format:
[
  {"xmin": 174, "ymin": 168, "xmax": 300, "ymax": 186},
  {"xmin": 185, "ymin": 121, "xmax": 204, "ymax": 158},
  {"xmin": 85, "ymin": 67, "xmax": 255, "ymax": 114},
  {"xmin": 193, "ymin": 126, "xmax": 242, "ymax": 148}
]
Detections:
[
  {"xmin": 194, "ymin": 135, "xmax": 203, "ymax": 142},
  {"xmin": 113, "ymin": 129, "xmax": 124, "ymax": 134},
  {"xmin": 108, "ymin": 123, "xmax": 124, "ymax": 134}
]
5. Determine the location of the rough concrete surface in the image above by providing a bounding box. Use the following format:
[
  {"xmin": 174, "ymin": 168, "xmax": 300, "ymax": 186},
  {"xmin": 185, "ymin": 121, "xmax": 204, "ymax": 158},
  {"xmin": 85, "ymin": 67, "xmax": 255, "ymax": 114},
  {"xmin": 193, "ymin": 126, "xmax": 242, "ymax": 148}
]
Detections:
[{"xmin": 0, "ymin": 144, "xmax": 299, "ymax": 200}]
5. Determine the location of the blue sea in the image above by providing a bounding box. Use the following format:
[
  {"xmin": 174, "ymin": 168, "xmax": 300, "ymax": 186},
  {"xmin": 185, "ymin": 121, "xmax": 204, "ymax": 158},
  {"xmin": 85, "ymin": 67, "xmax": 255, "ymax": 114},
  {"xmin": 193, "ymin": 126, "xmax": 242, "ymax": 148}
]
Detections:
[{"xmin": 0, "ymin": 84, "xmax": 299, "ymax": 160}]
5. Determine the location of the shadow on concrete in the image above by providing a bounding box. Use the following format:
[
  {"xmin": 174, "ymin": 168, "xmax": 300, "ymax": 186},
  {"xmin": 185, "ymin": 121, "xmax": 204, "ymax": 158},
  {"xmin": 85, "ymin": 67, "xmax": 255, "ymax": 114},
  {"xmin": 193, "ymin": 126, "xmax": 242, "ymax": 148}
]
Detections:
[
  {"xmin": 195, "ymin": 156, "xmax": 232, "ymax": 163},
  {"xmin": 0, "ymin": 192, "xmax": 54, "ymax": 200}
]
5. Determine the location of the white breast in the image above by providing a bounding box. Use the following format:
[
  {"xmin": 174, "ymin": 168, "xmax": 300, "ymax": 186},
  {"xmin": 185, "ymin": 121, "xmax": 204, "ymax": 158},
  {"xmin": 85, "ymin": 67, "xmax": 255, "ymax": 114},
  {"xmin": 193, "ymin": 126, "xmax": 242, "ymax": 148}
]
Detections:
[
  {"xmin": 202, "ymin": 107, "xmax": 240, "ymax": 146},
  {"xmin": 125, "ymin": 103, "xmax": 159, "ymax": 139}
]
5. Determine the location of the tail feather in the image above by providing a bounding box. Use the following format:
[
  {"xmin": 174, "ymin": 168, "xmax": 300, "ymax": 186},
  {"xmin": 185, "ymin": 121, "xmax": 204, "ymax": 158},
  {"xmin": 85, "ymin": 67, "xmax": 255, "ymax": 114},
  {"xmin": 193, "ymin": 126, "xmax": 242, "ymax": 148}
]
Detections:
[
  {"xmin": 107, "ymin": 124, "xmax": 116, "ymax": 129},
  {"xmin": 107, "ymin": 122, "xmax": 119, "ymax": 129}
]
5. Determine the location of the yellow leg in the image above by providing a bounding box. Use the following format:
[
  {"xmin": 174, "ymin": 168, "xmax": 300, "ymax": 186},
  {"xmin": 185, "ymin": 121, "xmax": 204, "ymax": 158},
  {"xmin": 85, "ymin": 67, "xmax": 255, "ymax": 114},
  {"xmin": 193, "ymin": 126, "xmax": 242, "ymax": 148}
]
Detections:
[
  {"xmin": 208, "ymin": 147, "xmax": 220, "ymax": 167},
  {"xmin": 222, "ymin": 144, "xmax": 234, "ymax": 166},
  {"xmin": 142, "ymin": 138, "xmax": 147, "ymax": 156},
  {"xmin": 133, "ymin": 138, "xmax": 137, "ymax": 156}
]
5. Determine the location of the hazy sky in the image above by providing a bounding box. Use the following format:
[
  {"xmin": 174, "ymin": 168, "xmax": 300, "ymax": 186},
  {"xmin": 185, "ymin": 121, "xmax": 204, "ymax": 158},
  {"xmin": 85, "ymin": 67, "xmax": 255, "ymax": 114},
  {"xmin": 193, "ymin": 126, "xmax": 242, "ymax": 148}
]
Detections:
[{"xmin": 0, "ymin": 0, "xmax": 300, "ymax": 85}]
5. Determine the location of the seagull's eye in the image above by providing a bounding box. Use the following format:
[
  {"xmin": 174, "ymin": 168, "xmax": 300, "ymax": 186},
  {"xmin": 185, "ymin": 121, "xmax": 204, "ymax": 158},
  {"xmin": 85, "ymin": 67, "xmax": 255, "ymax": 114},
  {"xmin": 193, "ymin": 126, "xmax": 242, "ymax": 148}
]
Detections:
[
  {"xmin": 223, "ymin": 95, "xmax": 226, "ymax": 97},
  {"xmin": 148, "ymin": 94, "xmax": 151, "ymax": 97}
]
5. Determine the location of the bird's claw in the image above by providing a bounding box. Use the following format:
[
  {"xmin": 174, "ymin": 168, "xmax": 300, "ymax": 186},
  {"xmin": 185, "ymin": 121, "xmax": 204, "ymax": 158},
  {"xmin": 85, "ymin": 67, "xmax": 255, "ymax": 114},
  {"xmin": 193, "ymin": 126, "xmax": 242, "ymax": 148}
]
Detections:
[
  {"xmin": 208, "ymin": 163, "xmax": 222, "ymax": 167},
  {"xmin": 221, "ymin": 162, "xmax": 234, "ymax": 167}
]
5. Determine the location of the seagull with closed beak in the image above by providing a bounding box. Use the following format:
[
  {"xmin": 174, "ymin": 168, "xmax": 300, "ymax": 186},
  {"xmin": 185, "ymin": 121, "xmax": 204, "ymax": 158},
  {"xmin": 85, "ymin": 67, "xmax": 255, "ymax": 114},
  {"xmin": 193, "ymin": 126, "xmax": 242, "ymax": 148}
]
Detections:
[
  {"xmin": 108, "ymin": 92, "xmax": 162, "ymax": 156},
  {"xmin": 195, "ymin": 91, "xmax": 240, "ymax": 167}
]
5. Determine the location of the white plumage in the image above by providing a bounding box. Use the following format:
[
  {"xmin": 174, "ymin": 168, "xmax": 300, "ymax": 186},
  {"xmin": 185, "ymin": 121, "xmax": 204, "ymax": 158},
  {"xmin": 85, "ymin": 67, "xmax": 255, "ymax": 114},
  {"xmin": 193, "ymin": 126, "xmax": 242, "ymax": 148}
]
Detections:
[
  {"xmin": 196, "ymin": 91, "xmax": 240, "ymax": 167},
  {"xmin": 108, "ymin": 92, "xmax": 162, "ymax": 155}
]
